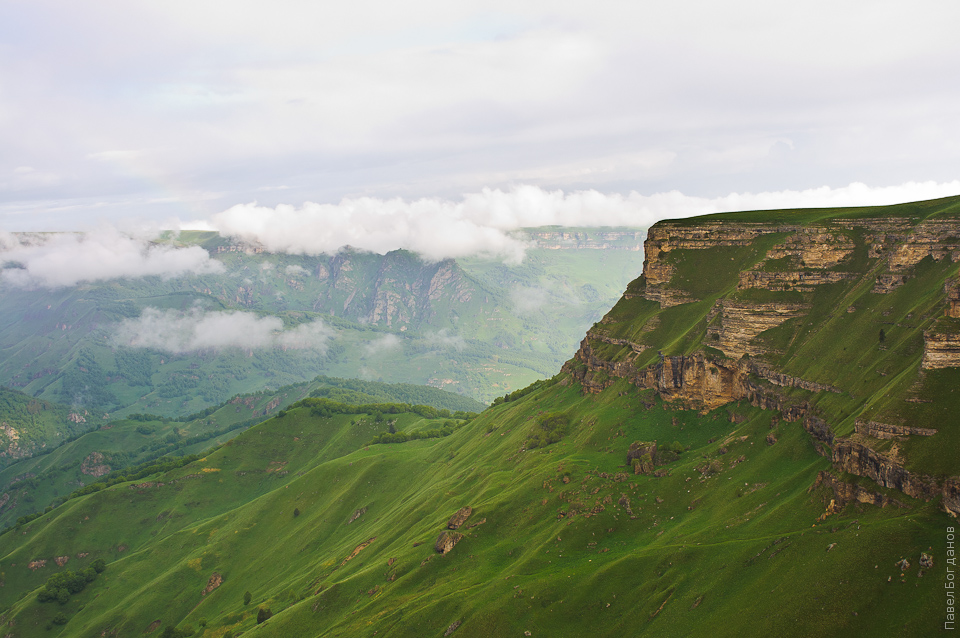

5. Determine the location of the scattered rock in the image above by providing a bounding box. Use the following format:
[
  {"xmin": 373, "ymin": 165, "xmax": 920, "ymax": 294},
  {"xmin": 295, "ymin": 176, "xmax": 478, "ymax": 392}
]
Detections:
[
  {"xmin": 765, "ymin": 433, "xmax": 778, "ymax": 446},
  {"xmin": 627, "ymin": 441, "xmax": 657, "ymax": 475},
  {"xmin": 341, "ymin": 538, "xmax": 376, "ymax": 566},
  {"xmin": 54, "ymin": 556, "xmax": 69, "ymax": 567},
  {"xmin": 896, "ymin": 558, "xmax": 910, "ymax": 571},
  {"xmin": 80, "ymin": 452, "xmax": 111, "ymax": 477},
  {"xmin": 347, "ymin": 507, "xmax": 367, "ymax": 524},
  {"xmin": 145, "ymin": 620, "xmax": 161, "ymax": 633},
  {"xmin": 826, "ymin": 543, "xmax": 836, "ymax": 552},
  {"xmin": 920, "ymin": 553, "xmax": 934, "ymax": 569},
  {"xmin": 447, "ymin": 507, "xmax": 473, "ymax": 530},
  {"xmin": 444, "ymin": 620, "xmax": 462, "ymax": 636},
  {"xmin": 435, "ymin": 531, "xmax": 464, "ymax": 554},
  {"xmin": 201, "ymin": 572, "xmax": 223, "ymax": 596},
  {"xmin": 27, "ymin": 560, "xmax": 46, "ymax": 571}
]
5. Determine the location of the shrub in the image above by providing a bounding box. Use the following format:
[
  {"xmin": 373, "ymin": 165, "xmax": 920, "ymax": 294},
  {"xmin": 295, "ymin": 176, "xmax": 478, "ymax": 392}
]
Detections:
[
  {"xmin": 257, "ymin": 607, "xmax": 273, "ymax": 624},
  {"xmin": 243, "ymin": 591, "xmax": 252, "ymax": 605},
  {"xmin": 526, "ymin": 412, "xmax": 569, "ymax": 449}
]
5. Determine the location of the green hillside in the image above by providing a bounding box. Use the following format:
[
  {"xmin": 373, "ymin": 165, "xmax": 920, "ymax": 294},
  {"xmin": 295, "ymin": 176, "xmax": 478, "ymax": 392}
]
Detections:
[
  {"xmin": 0, "ymin": 388, "xmax": 88, "ymax": 470},
  {"xmin": 0, "ymin": 376, "xmax": 481, "ymax": 531},
  {"xmin": 0, "ymin": 199, "xmax": 957, "ymax": 636}
]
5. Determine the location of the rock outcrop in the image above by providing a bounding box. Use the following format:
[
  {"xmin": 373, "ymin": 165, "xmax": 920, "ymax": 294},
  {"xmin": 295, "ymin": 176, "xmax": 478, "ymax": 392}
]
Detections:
[
  {"xmin": 80, "ymin": 452, "xmax": 111, "ymax": 477},
  {"xmin": 570, "ymin": 207, "xmax": 960, "ymax": 511},
  {"xmin": 831, "ymin": 439, "xmax": 939, "ymax": 501},
  {"xmin": 854, "ymin": 420, "xmax": 937, "ymax": 439},
  {"xmin": 567, "ymin": 342, "xmax": 834, "ymax": 416},
  {"xmin": 922, "ymin": 330, "xmax": 960, "ymax": 369},
  {"xmin": 201, "ymin": 572, "xmax": 223, "ymax": 596},
  {"xmin": 707, "ymin": 300, "xmax": 809, "ymax": 359},
  {"xmin": 435, "ymin": 531, "xmax": 463, "ymax": 555},
  {"xmin": 447, "ymin": 507, "xmax": 473, "ymax": 530},
  {"xmin": 813, "ymin": 471, "xmax": 905, "ymax": 508},
  {"xmin": 626, "ymin": 441, "xmax": 657, "ymax": 475},
  {"xmin": 737, "ymin": 270, "xmax": 855, "ymax": 292}
]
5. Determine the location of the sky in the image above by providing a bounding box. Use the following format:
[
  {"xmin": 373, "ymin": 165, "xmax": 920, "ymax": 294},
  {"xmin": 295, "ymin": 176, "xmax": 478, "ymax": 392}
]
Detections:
[{"xmin": 2, "ymin": 0, "xmax": 960, "ymax": 254}]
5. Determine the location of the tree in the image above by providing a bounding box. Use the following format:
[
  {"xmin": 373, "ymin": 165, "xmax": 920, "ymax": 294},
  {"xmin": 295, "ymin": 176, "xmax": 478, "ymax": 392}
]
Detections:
[{"xmin": 257, "ymin": 607, "xmax": 273, "ymax": 624}]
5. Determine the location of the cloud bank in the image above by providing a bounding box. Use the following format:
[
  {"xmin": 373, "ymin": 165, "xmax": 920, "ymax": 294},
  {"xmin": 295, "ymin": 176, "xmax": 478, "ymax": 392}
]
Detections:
[
  {"xmin": 210, "ymin": 181, "xmax": 960, "ymax": 263},
  {"xmin": 114, "ymin": 307, "xmax": 334, "ymax": 354},
  {"xmin": 0, "ymin": 227, "xmax": 223, "ymax": 288}
]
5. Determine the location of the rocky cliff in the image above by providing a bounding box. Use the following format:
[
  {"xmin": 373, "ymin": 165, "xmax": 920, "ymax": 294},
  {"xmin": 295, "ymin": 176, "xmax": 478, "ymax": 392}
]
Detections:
[{"xmin": 565, "ymin": 196, "xmax": 960, "ymax": 514}]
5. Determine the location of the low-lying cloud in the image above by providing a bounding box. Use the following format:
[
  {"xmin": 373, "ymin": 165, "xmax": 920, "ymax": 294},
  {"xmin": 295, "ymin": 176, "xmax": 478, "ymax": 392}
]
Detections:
[
  {"xmin": 425, "ymin": 329, "xmax": 466, "ymax": 352},
  {"xmin": 114, "ymin": 307, "xmax": 334, "ymax": 354},
  {"xmin": 0, "ymin": 226, "xmax": 223, "ymax": 288},
  {"xmin": 209, "ymin": 181, "xmax": 960, "ymax": 263},
  {"xmin": 362, "ymin": 333, "xmax": 402, "ymax": 356}
]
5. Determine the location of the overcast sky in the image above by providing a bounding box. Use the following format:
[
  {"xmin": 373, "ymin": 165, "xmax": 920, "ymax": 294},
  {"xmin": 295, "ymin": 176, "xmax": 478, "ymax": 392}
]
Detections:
[{"xmin": 2, "ymin": 0, "xmax": 959, "ymax": 236}]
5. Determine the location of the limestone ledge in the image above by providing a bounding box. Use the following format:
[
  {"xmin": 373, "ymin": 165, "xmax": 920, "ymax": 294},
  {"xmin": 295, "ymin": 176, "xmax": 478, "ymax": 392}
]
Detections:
[
  {"xmin": 854, "ymin": 419, "xmax": 937, "ymax": 439},
  {"xmin": 812, "ymin": 470, "xmax": 905, "ymax": 509},
  {"xmin": 566, "ymin": 340, "xmax": 837, "ymax": 414},
  {"xmin": 764, "ymin": 229, "xmax": 855, "ymax": 269},
  {"xmin": 642, "ymin": 217, "xmax": 960, "ymax": 309},
  {"xmin": 873, "ymin": 273, "xmax": 910, "ymax": 294},
  {"xmin": 706, "ymin": 300, "xmax": 809, "ymax": 360},
  {"xmin": 830, "ymin": 438, "xmax": 960, "ymax": 516},
  {"xmin": 946, "ymin": 278, "xmax": 960, "ymax": 318},
  {"xmin": 922, "ymin": 331, "xmax": 960, "ymax": 369},
  {"xmin": 737, "ymin": 270, "xmax": 855, "ymax": 292}
]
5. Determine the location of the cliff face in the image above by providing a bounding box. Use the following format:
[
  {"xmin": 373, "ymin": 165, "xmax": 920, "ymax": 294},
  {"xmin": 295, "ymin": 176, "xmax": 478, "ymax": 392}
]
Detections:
[
  {"xmin": 565, "ymin": 197, "xmax": 960, "ymax": 514},
  {"xmin": 312, "ymin": 250, "xmax": 481, "ymax": 328}
]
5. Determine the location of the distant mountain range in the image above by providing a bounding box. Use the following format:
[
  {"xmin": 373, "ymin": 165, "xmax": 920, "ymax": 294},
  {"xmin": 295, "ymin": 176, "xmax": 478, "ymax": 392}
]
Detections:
[{"xmin": 0, "ymin": 227, "xmax": 645, "ymax": 419}]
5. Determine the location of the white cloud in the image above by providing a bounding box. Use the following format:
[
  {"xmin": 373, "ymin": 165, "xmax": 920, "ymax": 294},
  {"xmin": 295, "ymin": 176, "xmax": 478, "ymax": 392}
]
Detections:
[
  {"xmin": 210, "ymin": 181, "xmax": 960, "ymax": 263},
  {"xmin": 425, "ymin": 329, "xmax": 466, "ymax": 351},
  {"xmin": 0, "ymin": 226, "xmax": 223, "ymax": 288},
  {"xmin": 510, "ymin": 285, "xmax": 550, "ymax": 315},
  {"xmin": 114, "ymin": 307, "xmax": 333, "ymax": 353},
  {"xmin": 362, "ymin": 334, "xmax": 402, "ymax": 356},
  {"xmin": 211, "ymin": 198, "xmax": 532, "ymax": 264},
  {"xmin": 284, "ymin": 264, "xmax": 308, "ymax": 276},
  {"xmin": 0, "ymin": 227, "xmax": 223, "ymax": 288}
]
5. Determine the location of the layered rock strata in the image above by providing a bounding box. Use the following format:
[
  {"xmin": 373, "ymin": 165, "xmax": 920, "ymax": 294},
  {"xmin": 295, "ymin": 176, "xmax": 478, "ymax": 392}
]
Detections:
[
  {"xmin": 737, "ymin": 270, "xmax": 855, "ymax": 292},
  {"xmin": 813, "ymin": 471, "xmax": 905, "ymax": 508},
  {"xmin": 567, "ymin": 342, "xmax": 836, "ymax": 415},
  {"xmin": 854, "ymin": 420, "xmax": 937, "ymax": 439},
  {"xmin": 921, "ymin": 331, "xmax": 960, "ymax": 369},
  {"xmin": 707, "ymin": 301, "xmax": 809, "ymax": 359},
  {"xmin": 831, "ymin": 439, "xmax": 939, "ymax": 501}
]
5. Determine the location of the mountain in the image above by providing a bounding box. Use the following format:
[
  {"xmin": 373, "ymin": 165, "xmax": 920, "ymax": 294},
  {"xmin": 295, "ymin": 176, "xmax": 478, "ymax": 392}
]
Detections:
[
  {"xmin": 0, "ymin": 198, "xmax": 958, "ymax": 637},
  {"xmin": 0, "ymin": 228, "xmax": 645, "ymax": 415}
]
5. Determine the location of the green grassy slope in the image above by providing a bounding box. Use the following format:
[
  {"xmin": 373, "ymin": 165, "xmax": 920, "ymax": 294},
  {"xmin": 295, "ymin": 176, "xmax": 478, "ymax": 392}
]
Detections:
[
  {"xmin": 0, "ymin": 377, "xmax": 482, "ymax": 530},
  {"xmin": 0, "ymin": 201, "xmax": 956, "ymax": 637},
  {"xmin": 0, "ymin": 381, "xmax": 944, "ymax": 637}
]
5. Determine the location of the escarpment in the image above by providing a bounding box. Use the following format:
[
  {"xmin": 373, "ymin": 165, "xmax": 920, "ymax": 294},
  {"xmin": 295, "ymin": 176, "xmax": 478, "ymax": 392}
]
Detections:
[{"xmin": 565, "ymin": 197, "xmax": 960, "ymax": 511}]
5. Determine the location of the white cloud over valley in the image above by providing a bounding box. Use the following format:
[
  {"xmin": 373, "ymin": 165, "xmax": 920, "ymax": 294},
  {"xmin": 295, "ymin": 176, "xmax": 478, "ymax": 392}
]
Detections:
[
  {"xmin": 0, "ymin": 227, "xmax": 223, "ymax": 288},
  {"xmin": 209, "ymin": 181, "xmax": 960, "ymax": 262},
  {"xmin": 114, "ymin": 307, "xmax": 334, "ymax": 354}
]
